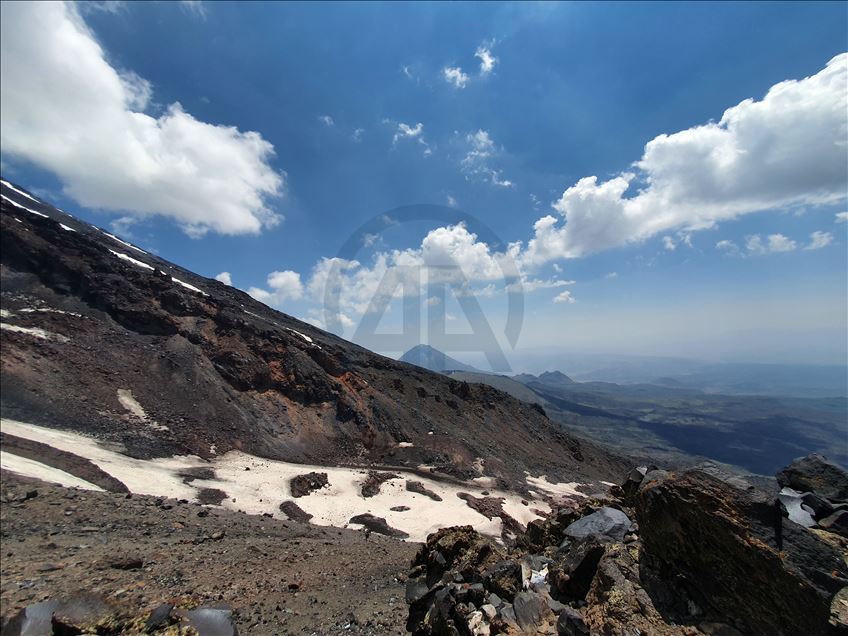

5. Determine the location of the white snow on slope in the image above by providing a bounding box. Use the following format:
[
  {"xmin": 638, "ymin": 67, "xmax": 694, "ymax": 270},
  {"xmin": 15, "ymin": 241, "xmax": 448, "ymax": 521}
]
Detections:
[
  {"xmin": 1, "ymin": 179, "xmax": 40, "ymax": 204},
  {"xmin": 59, "ymin": 223, "xmax": 75, "ymax": 232},
  {"xmin": 108, "ymin": 249, "xmax": 153, "ymax": 271},
  {"xmin": 171, "ymin": 276, "xmax": 206, "ymax": 295},
  {"xmin": 1, "ymin": 451, "xmax": 104, "ymax": 491},
  {"xmin": 2, "ymin": 194, "xmax": 47, "ymax": 217},
  {"xmin": 0, "ymin": 419, "xmax": 575, "ymax": 543},
  {"xmin": 102, "ymin": 230, "xmax": 146, "ymax": 254},
  {"xmin": 117, "ymin": 388, "xmax": 169, "ymax": 432}
]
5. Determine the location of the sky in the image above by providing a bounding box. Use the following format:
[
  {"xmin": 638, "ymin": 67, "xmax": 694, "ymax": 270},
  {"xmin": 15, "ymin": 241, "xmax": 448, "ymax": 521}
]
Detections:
[{"xmin": 1, "ymin": 1, "xmax": 846, "ymax": 369}]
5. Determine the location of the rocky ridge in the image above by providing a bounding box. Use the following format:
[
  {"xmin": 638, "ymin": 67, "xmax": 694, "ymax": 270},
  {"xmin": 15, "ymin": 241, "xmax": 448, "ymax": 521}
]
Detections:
[{"xmin": 406, "ymin": 455, "xmax": 848, "ymax": 635}]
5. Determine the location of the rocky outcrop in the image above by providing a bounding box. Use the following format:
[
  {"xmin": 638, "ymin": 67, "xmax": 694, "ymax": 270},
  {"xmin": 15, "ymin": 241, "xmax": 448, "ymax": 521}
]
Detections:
[
  {"xmin": 289, "ymin": 472, "xmax": 329, "ymax": 498},
  {"xmin": 637, "ymin": 470, "xmax": 848, "ymax": 636},
  {"xmin": 407, "ymin": 465, "xmax": 848, "ymax": 636},
  {"xmin": 777, "ymin": 454, "xmax": 848, "ymax": 501}
]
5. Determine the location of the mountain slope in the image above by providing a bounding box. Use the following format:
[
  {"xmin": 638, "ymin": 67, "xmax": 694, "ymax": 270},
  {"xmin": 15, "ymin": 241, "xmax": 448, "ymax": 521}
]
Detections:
[
  {"xmin": 399, "ymin": 344, "xmax": 482, "ymax": 373},
  {"xmin": 0, "ymin": 180, "xmax": 624, "ymax": 490}
]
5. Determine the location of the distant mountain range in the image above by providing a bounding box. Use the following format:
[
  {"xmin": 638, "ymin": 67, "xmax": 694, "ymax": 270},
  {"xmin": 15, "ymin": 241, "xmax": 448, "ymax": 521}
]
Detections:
[{"xmin": 401, "ymin": 345, "xmax": 847, "ymax": 475}]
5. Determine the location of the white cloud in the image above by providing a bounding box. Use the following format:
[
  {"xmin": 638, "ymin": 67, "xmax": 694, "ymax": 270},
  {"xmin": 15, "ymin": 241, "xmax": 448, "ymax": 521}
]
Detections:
[
  {"xmin": 745, "ymin": 233, "xmax": 797, "ymax": 255},
  {"xmin": 521, "ymin": 54, "xmax": 848, "ymax": 264},
  {"xmin": 180, "ymin": 1, "xmax": 207, "ymax": 19},
  {"xmin": 247, "ymin": 270, "xmax": 303, "ymax": 306},
  {"xmin": 215, "ymin": 271, "xmax": 233, "ymax": 285},
  {"xmin": 109, "ymin": 215, "xmax": 138, "ymax": 239},
  {"xmin": 805, "ymin": 230, "xmax": 834, "ymax": 250},
  {"xmin": 446, "ymin": 194, "xmax": 458, "ymax": 207},
  {"xmin": 605, "ymin": 271, "xmax": 618, "ymax": 279},
  {"xmin": 716, "ymin": 239, "xmax": 740, "ymax": 256},
  {"xmin": 443, "ymin": 66, "xmax": 469, "ymax": 88},
  {"xmin": 836, "ymin": 212, "xmax": 848, "ymax": 223},
  {"xmin": 662, "ymin": 235, "xmax": 676, "ymax": 251},
  {"xmin": 0, "ymin": 2, "xmax": 284, "ymax": 237},
  {"xmin": 318, "ymin": 115, "xmax": 335, "ymax": 126},
  {"xmin": 352, "ymin": 127, "xmax": 364, "ymax": 142},
  {"xmin": 392, "ymin": 122, "xmax": 431, "ymax": 155},
  {"xmin": 461, "ymin": 130, "xmax": 514, "ymax": 187},
  {"xmin": 553, "ymin": 290, "xmax": 576, "ymax": 304},
  {"xmin": 509, "ymin": 277, "xmax": 575, "ymax": 293},
  {"xmin": 475, "ymin": 45, "xmax": 498, "ymax": 76}
]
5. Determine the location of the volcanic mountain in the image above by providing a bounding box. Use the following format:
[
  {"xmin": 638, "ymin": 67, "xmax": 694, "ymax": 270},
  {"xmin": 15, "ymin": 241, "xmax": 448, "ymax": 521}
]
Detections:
[
  {"xmin": 0, "ymin": 180, "xmax": 624, "ymax": 495},
  {"xmin": 399, "ymin": 344, "xmax": 482, "ymax": 373}
]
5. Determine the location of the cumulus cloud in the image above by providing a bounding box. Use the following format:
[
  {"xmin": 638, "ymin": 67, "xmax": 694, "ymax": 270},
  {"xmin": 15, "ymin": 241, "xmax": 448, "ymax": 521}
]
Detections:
[
  {"xmin": 247, "ymin": 270, "xmax": 303, "ymax": 306},
  {"xmin": 836, "ymin": 212, "xmax": 848, "ymax": 223},
  {"xmin": 553, "ymin": 290, "xmax": 576, "ymax": 304},
  {"xmin": 351, "ymin": 127, "xmax": 364, "ymax": 142},
  {"xmin": 318, "ymin": 115, "xmax": 335, "ymax": 126},
  {"xmin": 746, "ymin": 234, "xmax": 797, "ymax": 255},
  {"xmin": 475, "ymin": 45, "xmax": 498, "ymax": 76},
  {"xmin": 715, "ymin": 239, "xmax": 740, "ymax": 256},
  {"xmin": 805, "ymin": 230, "xmax": 834, "ymax": 250},
  {"xmin": 443, "ymin": 66, "xmax": 470, "ymax": 88},
  {"xmin": 662, "ymin": 236, "xmax": 676, "ymax": 251},
  {"xmin": 215, "ymin": 271, "xmax": 233, "ymax": 285},
  {"xmin": 461, "ymin": 130, "xmax": 514, "ymax": 187},
  {"xmin": 304, "ymin": 223, "xmax": 524, "ymax": 324},
  {"xmin": 392, "ymin": 122, "xmax": 431, "ymax": 156},
  {"xmin": 0, "ymin": 2, "xmax": 283, "ymax": 237},
  {"xmin": 521, "ymin": 54, "xmax": 848, "ymax": 264}
]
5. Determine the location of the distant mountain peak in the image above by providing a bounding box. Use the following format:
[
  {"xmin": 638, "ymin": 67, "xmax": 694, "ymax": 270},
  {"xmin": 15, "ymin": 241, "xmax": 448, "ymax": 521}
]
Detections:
[
  {"xmin": 399, "ymin": 345, "xmax": 480, "ymax": 373},
  {"xmin": 538, "ymin": 370, "xmax": 575, "ymax": 385}
]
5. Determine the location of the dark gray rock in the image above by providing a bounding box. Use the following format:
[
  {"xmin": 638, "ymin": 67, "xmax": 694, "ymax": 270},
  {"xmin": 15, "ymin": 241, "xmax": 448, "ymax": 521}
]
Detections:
[
  {"xmin": 349, "ymin": 513, "xmax": 409, "ymax": 538},
  {"xmin": 1, "ymin": 599, "xmax": 58, "ymax": 636},
  {"xmin": 145, "ymin": 603, "xmax": 174, "ymax": 632},
  {"xmin": 777, "ymin": 454, "xmax": 848, "ymax": 502},
  {"xmin": 512, "ymin": 591, "xmax": 553, "ymax": 632},
  {"xmin": 818, "ymin": 510, "xmax": 848, "ymax": 538},
  {"xmin": 557, "ymin": 605, "xmax": 589, "ymax": 635},
  {"xmin": 563, "ymin": 507, "xmax": 631, "ymax": 542}
]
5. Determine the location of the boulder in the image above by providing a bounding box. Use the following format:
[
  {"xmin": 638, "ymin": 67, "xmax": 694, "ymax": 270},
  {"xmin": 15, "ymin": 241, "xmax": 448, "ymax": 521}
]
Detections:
[
  {"xmin": 512, "ymin": 591, "xmax": 554, "ymax": 632},
  {"xmin": 818, "ymin": 510, "xmax": 848, "ymax": 538},
  {"xmin": 556, "ymin": 606, "xmax": 589, "ymax": 635},
  {"xmin": 777, "ymin": 454, "xmax": 848, "ymax": 502},
  {"xmin": 637, "ymin": 470, "xmax": 848, "ymax": 636},
  {"xmin": 349, "ymin": 513, "xmax": 409, "ymax": 538},
  {"xmin": 548, "ymin": 537, "xmax": 605, "ymax": 601},
  {"xmin": 563, "ymin": 507, "xmax": 630, "ymax": 543},
  {"xmin": 289, "ymin": 472, "xmax": 329, "ymax": 498}
]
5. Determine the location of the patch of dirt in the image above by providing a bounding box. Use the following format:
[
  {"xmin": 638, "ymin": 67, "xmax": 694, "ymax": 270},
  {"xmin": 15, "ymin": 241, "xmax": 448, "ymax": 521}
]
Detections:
[{"xmin": 290, "ymin": 472, "xmax": 329, "ymax": 498}]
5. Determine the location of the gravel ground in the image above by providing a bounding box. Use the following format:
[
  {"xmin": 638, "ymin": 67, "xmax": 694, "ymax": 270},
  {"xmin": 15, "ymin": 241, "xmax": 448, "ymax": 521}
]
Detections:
[{"xmin": 0, "ymin": 471, "xmax": 418, "ymax": 634}]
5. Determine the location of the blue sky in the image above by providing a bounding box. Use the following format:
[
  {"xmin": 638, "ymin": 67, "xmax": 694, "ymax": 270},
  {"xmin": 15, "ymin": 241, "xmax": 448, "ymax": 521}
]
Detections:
[{"xmin": 1, "ymin": 1, "xmax": 846, "ymax": 367}]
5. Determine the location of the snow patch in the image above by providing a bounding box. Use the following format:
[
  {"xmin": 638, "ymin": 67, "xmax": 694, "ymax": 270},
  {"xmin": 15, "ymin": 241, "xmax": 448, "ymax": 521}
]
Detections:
[
  {"xmin": 525, "ymin": 474, "xmax": 585, "ymax": 498},
  {"xmin": 2, "ymin": 194, "xmax": 47, "ymax": 217},
  {"xmin": 109, "ymin": 249, "xmax": 154, "ymax": 271},
  {"xmin": 1, "ymin": 179, "xmax": 41, "ymax": 204},
  {"xmin": 397, "ymin": 442, "xmax": 414, "ymax": 448},
  {"xmin": 19, "ymin": 307, "xmax": 82, "ymax": 317},
  {"xmin": 0, "ymin": 309, "xmax": 13, "ymax": 318},
  {"xmin": 1, "ymin": 323, "xmax": 69, "ymax": 342},
  {"xmin": 102, "ymin": 231, "xmax": 146, "ymax": 254},
  {"xmin": 0, "ymin": 451, "xmax": 104, "ymax": 491},
  {"xmin": 171, "ymin": 276, "xmax": 207, "ymax": 296},
  {"xmin": 117, "ymin": 389, "xmax": 169, "ymax": 432},
  {"xmin": 0, "ymin": 419, "xmax": 562, "ymax": 544},
  {"xmin": 59, "ymin": 223, "xmax": 76, "ymax": 232}
]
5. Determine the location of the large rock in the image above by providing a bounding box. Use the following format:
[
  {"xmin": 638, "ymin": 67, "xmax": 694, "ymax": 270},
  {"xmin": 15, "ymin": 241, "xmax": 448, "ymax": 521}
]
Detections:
[
  {"xmin": 637, "ymin": 470, "xmax": 848, "ymax": 636},
  {"xmin": 563, "ymin": 507, "xmax": 630, "ymax": 543},
  {"xmin": 777, "ymin": 454, "xmax": 848, "ymax": 502}
]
